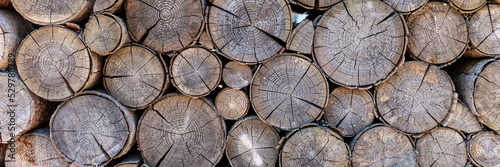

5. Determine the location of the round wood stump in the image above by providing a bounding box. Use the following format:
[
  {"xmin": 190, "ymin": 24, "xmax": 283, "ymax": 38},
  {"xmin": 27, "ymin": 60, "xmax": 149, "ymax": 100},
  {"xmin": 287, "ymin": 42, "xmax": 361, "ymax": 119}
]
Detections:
[
  {"xmin": 287, "ymin": 20, "xmax": 314, "ymax": 55},
  {"xmin": 289, "ymin": 0, "xmax": 341, "ymax": 10},
  {"xmin": 16, "ymin": 25, "xmax": 102, "ymax": 101},
  {"xmin": 468, "ymin": 131, "xmax": 500, "ymax": 167},
  {"xmin": 83, "ymin": 13, "xmax": 130, "ymax": 56},
  {"xmin": 5, "ymin": 128, "xmax": 70, "ymax": 167},
  {"xmin": 10, "ymin": 0, "xmax": 93, "ymax": 25},
  {"xmin": 407, "ymin": 1, "xmax": 468, "ymax": 66},
  {"xmin": 94, "ymin": 0, "xmax": 126, "ymax": 13},
  {"xmin": 50, "ymin": 91, "xmax": 136, "ymax": 166},
  {"xmin": 222, "ymin": 61, "xmax": 252, "ymax": 90},
  {"xmin": 280, "ymin": 126, "xmax": 350, "ymax": 167},
  {"xmin": 314, "ymin": 0, "xmax": 407, "ymax": 89},
  {"xmin": 468, "ymin": 4, "xmax": 500, "ymax": 57},
  {"xmin": 137, "ymin": 94, "xmax": 226, "ymax": 167},
  {"xmin": 0, "ymin": 10, "xmax": 33, "ymax": 71},
  {"xmin": 324, "ymin": 87, "xmax": 375, "ymax": 137},
  {"xmin": 226, "ymin": 116, "xmax": 280, "ymax": 167},
  {"xmin": 384, "ymin": 0, "xmax": 428, "ymax": 13},
  {"xmin": 250, "ymin": 53, "xmax": 329, "ymax": 130},
  {"xmin": 376, "ymin": 61, "xmax": 454, "ymax": 134},
  {"xmin": 215, "ymin": 88, "xmax": 249, "ymax": 120},
  {"xmin": 416, "ymin": 127, "xmax": 467, "ymax": 167},
  {"xmin": 0, "ymin": 72, "xmax": 50, "ymax": 144},
  {"xmin": 351, "ymin": 124, "xmax": 417, "ymax": 167},
  {"xmin": 449, "ymin": 0, "xmax": 486, "ymax": 13},
  {"xmin": 103, "ymin": 44, "xmax": 169, "ymax": 109},
  {"xmin": 171, "ymin": 47, "xmax": 222, "ymax": 97},
  {"xmin": 126, "ymin": 0, "xmax": 204, "ymax": 53},
  {"xmin": 442, "ymin": 100, "xmax": 483, "ymax": 133},
  {"xmin": 208, "ymin": 0, "xmax": 292, "ymax": 64}
]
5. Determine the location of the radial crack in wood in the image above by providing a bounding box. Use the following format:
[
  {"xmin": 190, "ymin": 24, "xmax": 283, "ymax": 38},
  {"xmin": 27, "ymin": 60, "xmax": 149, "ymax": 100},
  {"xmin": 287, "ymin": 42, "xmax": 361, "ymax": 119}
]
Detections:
[
  {"xmin": 416, "ymin": 127, "xmax": 467, "ymax": 167},
  {"xmin": 468, "ymin": 4, "xmax": 500, "ymax": 57},
  {"xmin": 384, "ymin": 0, "xmax": 428, "ymax": 14},
  {"xmin": 215, "ymin": 88, "xmax": 249, "ymax": 120},
  {"xmin": 83, "ymin": 13, "xmax": 130, "ymax": 56},
  {"xmin": 468, "ymin": 131, "xmax": 500, "ymax": 167},
  {"xmin": 94, "ymin": 0, "xmax": 126, "ymax": 13},
  {"xmin": 287, "ymin": 19, "xmax": 314, "ymax": 55},
  {"xmin": 10, "ymin": 0, "xmax": 94, "ymax": 25},
  {"xmin": 442, "ymin": 100, "xmax": 482, "ymax": 133}
]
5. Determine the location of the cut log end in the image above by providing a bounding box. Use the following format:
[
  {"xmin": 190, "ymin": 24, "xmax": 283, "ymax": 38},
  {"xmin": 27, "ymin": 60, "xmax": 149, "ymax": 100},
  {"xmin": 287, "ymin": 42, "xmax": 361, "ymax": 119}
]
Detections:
[
  {"xmin": 83, "ymin": 13, "xmax": 130, "ymax": 56},
  {"xmin": 417, "ymin": 128, "xmax": 467, "ymax": 167},
  {"xmin": 11, "ymin": 0, "xmax": 93, "ymax": 25},
  {"xmin": 287, "ymin": 19, "xmax": 314, "ymax": 55},
  {"xmin": 469, "ymin": 4, "xmax": 500, "ymax": 56},
  {"xmin": 215, "ymin": 88, "xmax": 249, "ymax": 120},
  {"xmin": 222, "ymin": 61, "xmax": 252, "ymax": 90},
  {"xmin": 449, "ymin": 0, "xmax": 486, "ymax": 13},
  {"xmin": 384, "ymin": 0, "xmax": 428, "ymax": 13},
  {"xmin": 443, "ymin": 100, "xmax": 483, "ymax": 133},
  {"xmin": 94, "ymin": 0, "xmax": 126, "ymax": 13},
  {"xmin": 0, "ymin": 10, "xmax": 33, "ymax": 71},
  {"xmin": 468, "ymin": 131, "xmax": 500, "ymax": 167}
]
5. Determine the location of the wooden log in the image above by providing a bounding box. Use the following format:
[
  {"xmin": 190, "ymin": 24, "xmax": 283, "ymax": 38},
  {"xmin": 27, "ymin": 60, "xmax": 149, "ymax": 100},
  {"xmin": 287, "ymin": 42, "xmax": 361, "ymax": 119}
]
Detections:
[
  {"xmin": 384, "ymin": 0, "xmax": 428, "ymax": 13},
  {"xmin": 10, "ymin": 0, "xmax": 93, "ymax": 25},
  {"xmin": 50, "ymin": 91, "xmax": 136, "ymax": 166},
  {"xmin": 324, "ymin": 87, "xmax": 375, "ymax": 137},
  {"xmin": 280, "ymin": 126, "xmax": 349, "ymax": 166},
  {"xmin": 286, "ymin": 19, "xmax": 314, "ymax": 55},
  {"xmin": 114, "ymin": 153, "xmax": 148, "ymax": 167},
  {"xmin": 171, "ymin": 47, "xmax": 222, "ymax": 97},
  {"xmin": 376, "ymin": 61, "xmax": 454, "ymax": 134},
  {"xmin": 250, "ymin": 53, "xmax": 328, "ymax": 130},
  {"xmin": 83, "ymin": 13, "xmax": 130, "ymax": 56},
  {"xmin": 103, "ymin": 44, "xmax": 169, "ymax": 109},
  {"xmin": 442, "ymin": 100, "xmax": 483, "ymax": 133},
  {"xmin": 288, "ymin": 0, "xmax": 341, "ymax": 10},
  {"xmin": 451, "ymin": 58, "xmax": 500, "ymax": 133},
  {"xmin": 468, "ymin": 131, "xmax": 500, "ymax": 167},
  {"xmin": 215, "ymin": 88, "xmax": 249, "ymax": 120},
  {"xmin": 207, "ymin": 0, "xmax": 292, "ymax": 64},
  {"xmin": 198, "ymin": 30, "xmax": 215, "ymax": 51},
  {"xmin": 137, "ymin": 93, "xmax": 225, "ymax": 167},
  {"xmin": 448, "ymin": 0, "xmax": 486, "ymax": 13},
  {"xmin": 416, "ymin": 127, "xmax": 467, "ymax": 167},
  {"xmin": 222, "ymin": 61, "xmax": 252, "ymax": 90},
  {"xmin": 125, "ymin": 0, "xmax": 204, "ymax": 53},
  {"xmin": 0, "ymin": 72, "xmax": 50, "ymax": 144},
  {"xmin": 0, "ymin": 10, "xmax": 33, "ymax": 71},
  {"xmin": 314, "ymin": 0, "xmax": 407, "ymax": 89},
  {"xmin": 226, "ymin": 116, "xmax": 280, "ymax": 167},
  {"xmin": 94, "ymin": 0, "xmax": 126, "ymax": 13},
  {"xmin": 467, "ymin": 4, "xmax": 500, "ymax": 57},
  {"xmin": 351, "ymin": 124, "xmax": 417, "ymax": 167},
  {"xmin": 407, "ymin": 1, "xmax": 468, "ymax": 67},
  {"xmin": 5, "ymin": 128, "xmax": 70, "ymax": 167}
]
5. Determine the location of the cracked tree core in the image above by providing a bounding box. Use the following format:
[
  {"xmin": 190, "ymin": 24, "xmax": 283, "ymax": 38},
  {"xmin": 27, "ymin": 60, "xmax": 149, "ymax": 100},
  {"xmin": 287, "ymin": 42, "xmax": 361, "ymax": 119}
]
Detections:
[
  {"xmin": 384, "ymin": 0, "xmax": 428, "ymax": 13},
  {"xmin": 416, "ymin": 127, "xmax": 467, "ymax": 167},
  {"xmin": 16, "ymin": 26, "xmax": 91, "ymax": 101},
  {"xmin": 83, "ymin": 13, "xmax": 127, "ymax": 56},
  {"xmin": 137, "ymin": 94, "xmax": 225, "ymax": 167},
  {"xmin": 473, "ymin": 60, "xmax": 500, "ymax": 132},
  {"xmin": 376, "ymin": 61, "xmax": 454, "ymax": 134},
  {"xmin": 468, "ymin": 131, "xmax": 500, "ymax": 167},
  {"xmin": 208, "ymin": 0, "xmax": 292, "ymax": 64},
  {"xmin": 250, "ymin": 53, "xmax": 328, "ymax": 130},
  {"xmin": 314, "ymin": 0, "xmax": 406, "ymax": 88},
  {"xmin": 469, "ymin": 4, "xmax": 500, "ymax": 55},
  {"xmin": 11, "ymin": 0, "xmax": 88, "ymax": 25}
]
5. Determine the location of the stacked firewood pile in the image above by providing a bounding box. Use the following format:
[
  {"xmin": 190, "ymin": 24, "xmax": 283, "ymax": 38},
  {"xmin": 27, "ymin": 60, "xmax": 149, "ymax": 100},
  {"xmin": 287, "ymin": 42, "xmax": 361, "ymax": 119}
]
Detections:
[{"xmin": 0, "ymin": 0, "xmax": 500, "ymax": 166}]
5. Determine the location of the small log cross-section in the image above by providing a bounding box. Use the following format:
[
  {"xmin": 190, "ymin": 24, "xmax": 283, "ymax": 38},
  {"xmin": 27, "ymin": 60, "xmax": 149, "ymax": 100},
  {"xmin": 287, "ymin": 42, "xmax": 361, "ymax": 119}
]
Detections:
[
  {"xmin": 0, "ymin": 10, "xmax": 33, "ymax": 71},
  {"xmin": 50, "ymin": 91, "xmax": 136, "ymax": 166},
  {"xmin": 351, "ymin": 124, "xmax": 417, "ymax": 167},
  {"xmin": 384, "ymin": 0, "xmax": 428, "ymax": 13},
  {"xmin": 407, "ymin": 2, "xmax": 468, "ymax": 66},
  {"xmin": 226, "ymin": 116, "xmax": 280, "ymax": 167},
  {"xmin": 376, "ymin": 61, "xmax": 454, "ymax": 134},
  {"xmin": 416, "ymin": 128, "xmax": 467, "ymax": 167},
  {"xmin": 468, "ymin": 4, "xmax": 500, "ymax": 57},
  {"xmin": 10, "ymin": 0, "xmax": 93, "ymax": 25},
  {"xmin": 16, "ymin": 25, "xmax": 102, "ymax": 101},
  {"xmin": 288, "ymin": 0, "xmax": 341, "ymax": 10},
  {"xmin": 137, "ymin": 94, "xmax": 226, "ymax": 167},
  {"xmin": 94, "ymin": 0, "xmax": 126, "ymax": 13},
  {"xmin": 5, "ymin": 128, "xmax": 70, "ymax": 167},
  {"xmin": 286, "ymin": 20, "xmax": 314, "ymax": 55},
  {"xmin": 171, "ymin": 47, "xmax": 222, "ymax": 97},
  {"xmin": 280, "ymin": 126, "xmax": 350, "ymax": 167},
  {"xmin": 0, "ymin": 73, "xmax": 50, "ymax": 144},
  {"xmin": 103, "ymin": 44, "xmax": 169, "ymax": 109},
  {"xmin": 126, "ymin": 0, "xmax": 204, "ymax": 53},
  {"xmin": 314, "ymin": 0, "xmax": 407, "ymax": 89},
  {"xmin": 222, "ymin": 61, "xmax": 252, "ymax": 90},
  {"xmin": 215, "ymin": 88, "xmax": 250, "ymax": 120},
  {"xmin": 250, "ymin": 53, "xmax": 328, "ymax": 130},
  {"xmin": 468, "ymin": 131, "xmax": 500, "ymax": 167},
  {"xmin": 442, "ymin": 100, "xmax": 482, "ymax": 133},
  {"xmin": 448, "ymin": 0, "xmax": 486, "ymax": 13},
  {"xmin": 83, "ymin": 13, "xmax": 130, "ymax": 56},
  {"xmin": 208, "ymin": 0, "xmax": 292, "ymax": 64},
  {"xmin": 324, "ymin": 87, "xmax": 375, "ymax": 137}
]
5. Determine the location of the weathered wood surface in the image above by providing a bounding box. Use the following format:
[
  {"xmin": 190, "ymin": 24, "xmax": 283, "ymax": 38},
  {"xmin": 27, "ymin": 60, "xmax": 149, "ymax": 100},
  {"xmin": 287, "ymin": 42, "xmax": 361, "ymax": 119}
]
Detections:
[
  {"xmin": 103, "ymin": 44, "xmax": 169, "ymax": 109},
  {"xmin": 449, "ymin": 0, "xmax": 486, "ymax": 13},
  {"xmin": 442, "ymin": 100, "xmax": 483, "ymax": 133},
  {"xmin": 416, "ymin": 127, "xmax": 467, "ymax": 167},
  {"xmin": 250, "ymin": 53, "xmax": 328, "ymax": 130},
  {"xmin": 83, "ymin": 13, "xmax": 130, "ymax": 56},
  {"xmin": 288, "ymin": 0, "xmax": 341, "ymax": 10},
  {"xmin": 314, "ymin": 0, "xmax": 407, "ymax": 89},
  {"xmin": 222, "ymin": 61, "xmax": 252, "ymax": 90},
  {"xmin": 324, "ymin": 87, "xmax": 375, "ymax": 137},
  {"xmin": 16, "ymin": 25, "xmax": 102, "ymax": 101},
  {"xmin": 287, "ymin": 19, "xmax": 314, "ymax": 55},
  {"xmin": 468, "ymin": 131, "xmax": 500, "ymax": 167},
  {"xmin": 50, "ymin": 91, "xmax": 136, "ymax": 166},
  {"xmin": 384, "ymin": 0, "xmax": 428, "ymax": 13},
  {"xmin": 198, "ymin": 30, "xmax": 215, "ymax": 51},
  {"xmin": 10, "ymin": 0, "xmax": 94, "ymax": 25},
  {"xmin": 94, "ymin": 0, "xmax": 126, "ymax": 13},
  {"xmin": 226, "ymin": 116, "xmax": 279, "ymax": 167},
  {"xmin": 407, "ymin": 1, "xmax": 468, "ymax": 66},
  {"xmin": 0, "ymin": 10, "xmax": 33, "ymax": 71},
  {"xmin": 137, "ymin": 94, "xmax": 225, "ymax": 167},
  {"xmin": 215, "ymin": 88, "xmax": 249, "ymax": 120},
  {"xmin": 376, "ymin": 61, "xmax": 454, "ymax": 134},
  {"xmin": 208, "ymin": 0, "xmax": 292, "ymax": 64},
  {"xmin": 126, "ymin": 0, "xmax": 204, "ymax": 53},
  {"xmin": 280, "ymin": 126, "xmax": 350, "ymax": 167},
  {"xmin": 467, "ymin": 4, "xmax": 500, "ymax": 57}
]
